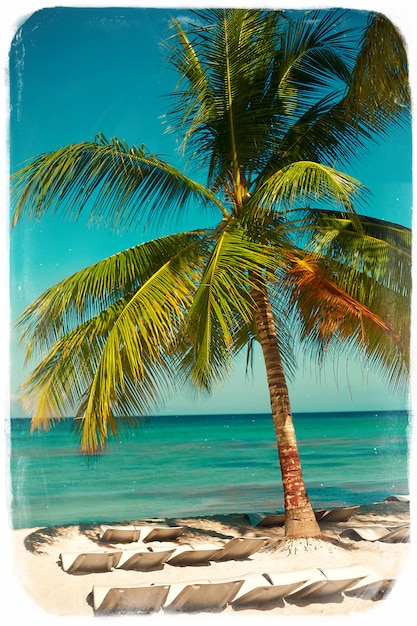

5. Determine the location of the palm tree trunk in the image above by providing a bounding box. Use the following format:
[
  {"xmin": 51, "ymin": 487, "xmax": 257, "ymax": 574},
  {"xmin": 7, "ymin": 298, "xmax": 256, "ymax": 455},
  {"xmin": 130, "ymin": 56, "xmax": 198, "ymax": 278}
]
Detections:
[{"xmin": 251, "ymin": 278, "xmax": 321, "ymax": 538}]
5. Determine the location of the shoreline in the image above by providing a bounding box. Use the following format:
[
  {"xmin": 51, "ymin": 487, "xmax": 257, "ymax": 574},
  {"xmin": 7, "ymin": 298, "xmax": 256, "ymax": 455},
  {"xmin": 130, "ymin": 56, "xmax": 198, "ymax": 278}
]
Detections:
[{"xmin": 9, "ymin": 500, "xmax": 414, "ymax": 623}]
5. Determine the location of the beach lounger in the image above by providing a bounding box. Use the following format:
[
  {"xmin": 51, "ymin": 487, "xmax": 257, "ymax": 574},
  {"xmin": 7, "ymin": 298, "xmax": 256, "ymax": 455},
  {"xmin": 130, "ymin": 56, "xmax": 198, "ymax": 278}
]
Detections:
[
  {"xmin": 265, "ymin": 568, "xmax": 326, "ymax": 600},
  {"xmin": 164, "ymin": 579, "xmax": 244, "ymax": 612},
  {"xmin": 99, "ymin": 525, "xmax": 185, "ymax": 544},
  {"xmin": 344, "ymin": 578, "xmax": 396, "ymax": 601},
  {"xmin": 248, "ymin": 513, "xmax": 285, "ymax": 527},
  {"xmin": 284, "ymin": 565, "xmax": 367, "ymax": 601},
  {"xmin": 379, "ymin": 526, "xmax": 410, "ymax": 543},
  {"xmin": 248, "ymin": 509, "xmax": 331, "ymax": 527},
  {"xmin": 340, "ymin": 525, "xmax": 410, "ymax": 543},
  {"xmin": 231, "ymin": 573, "xmax": 307, "ymax": 610},
  {"xmin": 340, "ymin": 525, "xmax": 391, "ymax": 541},
  {"xmin": 383, "ymin": 494, "xmax": 410, "ymax": 502},
  {"xmin": 92, "ymin": 583, "xmax": 170, "ymax": 615},
  {"xmin": 211, "ymin": 537, "xmax": 267, "ymax": 562},
  {"xmin": 317, "ymin": 505, "xmax": 360, "ymax": 523},
  {"xmin": 333, "ymin": 564, "xmax": 396, "ymax": 600},
  {"xmin": 116, "ymin": 547, "xmax": 177, "ymax": 571},
  {"xmin": 315, "ymin": 565, "xmax": 371, "ymax": 597},
  {"xmin": 167, "ymin": 543, "xmax": 222, "ymax": 566},
  {"xmin": 100, "ymin": 526, "xmax": 141, "ymax": 543},
  {"xmin": 140, "ymin": 525, "xmax": 185, "ymax": 543},
  {"xmin": 60, "ymin": 550, "xmax": 122, "ymax": 574}
]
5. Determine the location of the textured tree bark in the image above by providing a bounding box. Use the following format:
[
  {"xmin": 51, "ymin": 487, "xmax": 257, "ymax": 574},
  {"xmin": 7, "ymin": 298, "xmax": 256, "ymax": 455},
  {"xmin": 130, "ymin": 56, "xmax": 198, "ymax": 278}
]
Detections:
[{"xmin": 251, "ymin": 279, "xmax": 321, "ymax": 538}]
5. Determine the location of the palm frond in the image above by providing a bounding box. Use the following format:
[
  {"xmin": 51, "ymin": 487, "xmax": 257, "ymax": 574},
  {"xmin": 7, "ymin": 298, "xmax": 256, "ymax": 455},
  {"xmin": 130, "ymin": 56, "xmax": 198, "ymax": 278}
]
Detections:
[
  {"xmin": 259, "ymin": 12, "xmax": 410, "ymax": 174},
  {"xmin": 249, "ymin": 161, "xmax": 365, "ymax": 218},
  {"xmin": 165, "ymin": 9, "xmax": 357, "ymax": 188},
  {"xmin": 262, "ymin": 92, "xmax": 371, "ymax": 174},
  {"xmin": 178, "ymin": 221, "xmax": 278, "ymax": 391},
  {"xmin": 276, "ymin": 9, "xmax": 352, "ymax": 116},
  {"xmin": 284, "ymin": 252, "xmax": 409, "ymax": 391},
  {"xmin": 11, "ymin": 133, "xmax": 227, "ymax": 230},
  {"xmin": 342, "ymin": 12, "xmax": 410, "ymax": 134},
  {"xmin": 305, "ymin": 209, "xmax": 411, "ymax": 296},
  {"xmin": 18, "ymin": 230, "xmax": 218, "ymax": 451},
  {"xmin": 165, "ymin": 17, "xmax": 215, "ymax": 162},
  {"xmin": 16, "ymin": 231, "xmax": 207, "ymax": 360},
  {"xmin": 165, "ymin": 9, "xmax": 284, "ymax": 184},
  {"xmin": 21, "ymin": 314, "xmax": 175, "ymax": 452}
]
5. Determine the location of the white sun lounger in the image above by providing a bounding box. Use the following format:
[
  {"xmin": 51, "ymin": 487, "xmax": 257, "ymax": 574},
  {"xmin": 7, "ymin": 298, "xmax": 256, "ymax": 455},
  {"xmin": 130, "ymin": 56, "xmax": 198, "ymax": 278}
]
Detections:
[
  {"xmin": 317, "ymin": 505, "xmax": 360, "ymax": 523},
  {"xmin": 248, "ymin": 507, "xmax": 356, "ymax": 527},
  {"xmin": 60, "ymin": 550, "xmax": 122, "ymax": 574},
  {"xmin": 100, "ymin": 526, "xmax": 141, "ymax": 543},
  {"xmin": 333, "ymin": 564, "xmax": 395, "ymax": 600},
  {"xmin": 338, "ymin": 564, "xmax": 385, "ymax": 586},
  {"xmin": 380, "ymin": 526, "xmax": 410, "ymax": 542},
  {"xmin": 99, "ymin": 525, "xmax": 185, "ymax": 544},
  {"xmin": 311, "ymin": 565, "xmax": 371, "ymax": 598},
  {"xmin": 340, "ymin": 525, "xmax": 410, "ymax": 543},
  {"xmin": 211, "ymin": 537, "xmax": 266, "ymax": 561},
  {"xmin": 340, "ymin": 525, "xmax": 393, "ymax": 541},
  {"xmin": 285, "ymin": 564, "xmax": 372, "ymax": 601},
  {"xmin": 344, "ymin": 576, "xmax": 396, "ymax": 600},
  {"xmin": 266, "ymin": 564, "xmax": 385, "ymax": 602},
  {"xmin": 265, "ymin": 568, "xmax": 327, "ymax": 600},
  {"xmin": 116, "ymin": 547, "xmax": 177, "ymax": 571},
  {"xmin": 167, "ymin": 543, "xmax": 222, "ymax": 566},
  {"xmin": 93, "ymin": 583, "xmax": 170, "ymax": 614},
  {"xmin": 265, "ymin": 565, "xmax": 366, "ymax": 601},
  {"xmin": 140, "ymin": 525, "xmax": 185, "ymax": 543},
  {"xmin": 248, "ymin": 513, "xmax": 286, "ymax": 527},
  {"xmin": 231, "ymin": 573, "xmax": 307, "ymax": 610},
  {"xmin": 164, "ymin": 579, "xmax": 244, "ymax": 612},
  {"xmin": 328, "ymin": 564, "xmax": 395, "ymax": 601},
  {"xmin": 383, "ymin": 494, "xmax": 410, "ymax": 502}
]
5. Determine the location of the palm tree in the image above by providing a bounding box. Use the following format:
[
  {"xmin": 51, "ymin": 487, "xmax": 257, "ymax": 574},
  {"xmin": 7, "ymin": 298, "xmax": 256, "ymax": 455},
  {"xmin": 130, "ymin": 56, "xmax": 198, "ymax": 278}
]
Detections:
[{"xmin": 11, "ymin": 9, "xmax": 410, "ymax": 538}]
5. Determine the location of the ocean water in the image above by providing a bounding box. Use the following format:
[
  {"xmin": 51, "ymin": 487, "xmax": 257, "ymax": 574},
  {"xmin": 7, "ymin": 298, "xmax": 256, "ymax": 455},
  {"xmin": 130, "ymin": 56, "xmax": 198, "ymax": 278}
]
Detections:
[{"xmin": 8, "ymin": 411, "xmax": 410, "ymax": 529}]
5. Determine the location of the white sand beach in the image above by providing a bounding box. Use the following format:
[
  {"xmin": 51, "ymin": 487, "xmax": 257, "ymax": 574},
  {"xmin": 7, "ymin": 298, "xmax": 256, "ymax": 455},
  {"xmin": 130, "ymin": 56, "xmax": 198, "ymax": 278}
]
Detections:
[{"xmin": 7, "ymin": 500, "xmax": 414, "ymax": 624}]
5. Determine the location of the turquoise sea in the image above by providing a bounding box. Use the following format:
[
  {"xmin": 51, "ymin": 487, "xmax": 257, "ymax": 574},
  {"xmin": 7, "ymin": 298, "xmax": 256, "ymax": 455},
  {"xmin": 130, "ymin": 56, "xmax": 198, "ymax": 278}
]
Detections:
[{"xmin": 9, "ymin": 411, "xmax": 409, "ymax": 529}]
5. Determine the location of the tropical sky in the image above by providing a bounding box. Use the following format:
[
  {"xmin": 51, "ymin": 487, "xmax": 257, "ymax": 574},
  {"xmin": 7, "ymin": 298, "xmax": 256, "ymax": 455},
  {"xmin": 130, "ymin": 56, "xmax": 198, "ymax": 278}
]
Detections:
[{"xmin": 7, "ymin": 2, "xmax": 413, "ymax": 417}]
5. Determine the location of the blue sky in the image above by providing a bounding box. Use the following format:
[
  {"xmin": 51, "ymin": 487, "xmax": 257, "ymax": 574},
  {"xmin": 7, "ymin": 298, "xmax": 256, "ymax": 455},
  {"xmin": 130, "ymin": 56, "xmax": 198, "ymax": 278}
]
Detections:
[{"xmin": 8, "ymin": 5, "xmax": 413, "ymax": 417}]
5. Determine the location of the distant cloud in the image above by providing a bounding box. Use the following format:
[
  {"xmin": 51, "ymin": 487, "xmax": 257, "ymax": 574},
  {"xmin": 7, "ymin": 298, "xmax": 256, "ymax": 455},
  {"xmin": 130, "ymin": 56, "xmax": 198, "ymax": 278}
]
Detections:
[{"xmin": 170, "ymin": 13, "xmax": 204, "ymax": 27}]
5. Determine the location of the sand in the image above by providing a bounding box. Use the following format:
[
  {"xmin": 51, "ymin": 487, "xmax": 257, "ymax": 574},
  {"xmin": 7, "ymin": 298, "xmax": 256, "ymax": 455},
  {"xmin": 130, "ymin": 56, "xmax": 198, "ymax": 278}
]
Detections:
[{"xmin": 7, "ymin": 500, "xmax": 415, "ymax": 625}]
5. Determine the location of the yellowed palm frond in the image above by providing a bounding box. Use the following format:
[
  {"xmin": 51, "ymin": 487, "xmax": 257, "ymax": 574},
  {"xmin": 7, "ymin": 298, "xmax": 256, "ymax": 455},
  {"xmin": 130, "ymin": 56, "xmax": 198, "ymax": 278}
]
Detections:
[
  {"xmin": 178, "ymin": 221, "xmax": 277, "ymax": 392},
  {"xmin": 285, "ymin": 252, "xmax": 408, "ymax": 391},
  {"xmin": 18, "ymin": 232, "xmax": 212, "ymax": 452}
]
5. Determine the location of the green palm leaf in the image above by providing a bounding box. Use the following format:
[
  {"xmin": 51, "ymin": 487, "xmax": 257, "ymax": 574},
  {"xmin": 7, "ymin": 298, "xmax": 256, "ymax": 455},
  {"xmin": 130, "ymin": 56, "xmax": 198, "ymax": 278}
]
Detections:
[
  {"xmin": 264, "ymin": 14, "xmax": 409, "ymax": 172},
  {"xmin": 250, "ymin": 161, "xmax": 365, "ymax": 217},
  {"xmin": 21, "ymin": 314, "xmax": 175, "ymax": 452},
  {"xmin": 179, "ymin": 220, "xmax": 278, "ymax": 391},
  {"xmin": 17, "ymin": 230, "xmax": 218, "ymax": 451},
  {"xmin": 16, "ymin": 231, "xmax": 207, "ymax": 360},
  {"xmin": 11, "ymin": 133, "xmax": 227, "ymax": 230},
  {"xmin": 342, "ymin": 12, "xmax": 410, "ymax": 133},
  {"xmin": 166, "ymin": 9, "xmax": 283, "ymax": 184},
  {"xmin": 308, "ymin": 210, "xmax": 411, "ymax": 279},
  {"xmin": 276, "ymin": 9, "xmax": 352, "ymax": 113}
]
